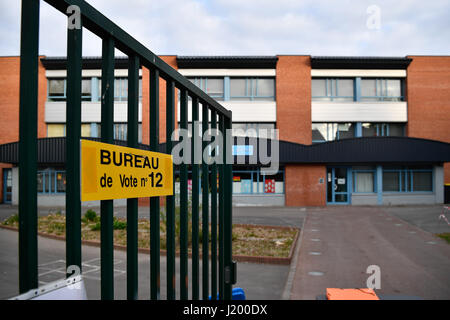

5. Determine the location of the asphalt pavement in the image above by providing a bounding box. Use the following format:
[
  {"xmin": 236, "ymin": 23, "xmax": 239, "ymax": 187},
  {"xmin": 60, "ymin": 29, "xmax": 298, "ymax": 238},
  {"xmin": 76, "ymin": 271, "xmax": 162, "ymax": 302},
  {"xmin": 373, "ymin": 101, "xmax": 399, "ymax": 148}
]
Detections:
[
  {"xmin": 0, "ymin": 205, "xmax": 305, "ymax": 300},
  {"xmin": 1, "ymin": 204, "xmax": 449, "ymax": 300},
  {"xmin": 290, "ymin": 205, "xmax": 450, "ymax": 300}
]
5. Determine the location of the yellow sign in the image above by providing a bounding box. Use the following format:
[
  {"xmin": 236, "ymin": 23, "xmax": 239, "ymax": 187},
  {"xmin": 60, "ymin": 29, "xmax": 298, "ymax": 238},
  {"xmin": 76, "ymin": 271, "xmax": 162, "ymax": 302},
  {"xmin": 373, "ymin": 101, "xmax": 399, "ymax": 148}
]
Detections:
[{"xmin": 81, "ymin": 140, "xmax": 173, "ymax": 201}]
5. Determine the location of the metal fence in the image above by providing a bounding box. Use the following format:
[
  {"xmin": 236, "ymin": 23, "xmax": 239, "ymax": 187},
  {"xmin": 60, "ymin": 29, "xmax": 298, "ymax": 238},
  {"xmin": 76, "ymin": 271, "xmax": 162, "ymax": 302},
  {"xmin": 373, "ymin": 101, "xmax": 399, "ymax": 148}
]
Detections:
[{"xmin": 18, "ymin": 0, "xmax": 234, "ymax": 300}]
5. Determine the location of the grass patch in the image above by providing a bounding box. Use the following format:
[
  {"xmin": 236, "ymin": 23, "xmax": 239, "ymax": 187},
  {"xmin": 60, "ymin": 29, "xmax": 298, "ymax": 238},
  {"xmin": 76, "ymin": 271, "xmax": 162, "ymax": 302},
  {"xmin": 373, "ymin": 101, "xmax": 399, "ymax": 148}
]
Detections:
[
  {"xmin": 1, "ymin": 210, "xmax": 298, "ymax": 258},
  {"xmin": 436, "ymin": 233, "xmax": 450, "ymax": 244}
]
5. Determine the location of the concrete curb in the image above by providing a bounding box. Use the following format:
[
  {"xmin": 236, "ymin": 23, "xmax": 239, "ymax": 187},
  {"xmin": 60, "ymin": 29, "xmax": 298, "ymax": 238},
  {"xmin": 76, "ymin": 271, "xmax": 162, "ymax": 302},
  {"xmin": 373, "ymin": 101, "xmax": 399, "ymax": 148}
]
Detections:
[
  {"xmin": 0, "ymin": 223, "xmax": 300, "ymax": 265},
  {"xmin": 281, "ymin": 211, "xmax": 306, "ymax": 300}
]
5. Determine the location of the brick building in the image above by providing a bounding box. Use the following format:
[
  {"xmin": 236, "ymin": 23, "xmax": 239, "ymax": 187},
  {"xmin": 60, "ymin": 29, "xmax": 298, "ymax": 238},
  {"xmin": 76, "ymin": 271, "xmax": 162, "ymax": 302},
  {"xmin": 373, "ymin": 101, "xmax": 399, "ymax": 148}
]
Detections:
[{"xmin": 0, "ymin": 55, "xmax": 449, "ymax": 206}]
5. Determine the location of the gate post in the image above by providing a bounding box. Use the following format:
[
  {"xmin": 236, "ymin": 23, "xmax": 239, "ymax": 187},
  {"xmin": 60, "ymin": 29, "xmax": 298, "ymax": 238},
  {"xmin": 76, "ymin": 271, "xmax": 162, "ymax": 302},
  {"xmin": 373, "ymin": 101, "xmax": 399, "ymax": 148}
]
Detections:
[
  {"xmin": 223, "ymin": 117, "xmax": 234, "ymax": 300},
  {"xmin": 65, "ymin": 8, "xmax": 83, "ymax": 276},
  {"xmin": 149, "ymin": 67, "xmax": 161, "ymax": 300},
  {"xmin": 100, "ymin": 36, "xmax": 115, "ymax": 300},
  {"xmin": 126, "ymin": 54, "xmax": 140, "ymax": 300},
  {"xmin": 18, "ymin": 0, "xmax": 40, "ymax": 294}
]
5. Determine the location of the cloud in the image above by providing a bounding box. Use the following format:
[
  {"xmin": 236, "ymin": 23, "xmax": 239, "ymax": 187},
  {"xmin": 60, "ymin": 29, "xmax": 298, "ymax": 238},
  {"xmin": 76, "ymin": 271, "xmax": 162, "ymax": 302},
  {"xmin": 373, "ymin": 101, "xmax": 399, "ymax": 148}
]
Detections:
[{"xmin": 0, "ymin": 0, "xmax": 449, "ymax": 57}]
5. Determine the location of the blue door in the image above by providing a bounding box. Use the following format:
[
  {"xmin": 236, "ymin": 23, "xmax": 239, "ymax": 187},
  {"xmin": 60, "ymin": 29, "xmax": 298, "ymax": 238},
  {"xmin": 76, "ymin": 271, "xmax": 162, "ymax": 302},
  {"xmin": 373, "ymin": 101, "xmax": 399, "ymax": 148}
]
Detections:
[
  {"xmin": 327, "ymin": 167, "xmax": 350, "ymax": 204},
  {"xmin": 3, "ymin": 169, "xmax": 12, "ymax": 204}
]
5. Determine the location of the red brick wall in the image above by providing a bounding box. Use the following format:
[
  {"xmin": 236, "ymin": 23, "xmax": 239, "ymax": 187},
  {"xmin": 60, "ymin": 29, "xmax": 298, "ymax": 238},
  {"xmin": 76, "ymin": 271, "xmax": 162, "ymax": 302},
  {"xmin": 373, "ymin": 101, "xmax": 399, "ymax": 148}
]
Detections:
[
  {"xmin": 0, "ymin": 56, "xmax": 46, "ymax": 202},
  {"xmin": 0, "ymin": 57, "xmax": 21, "ymax": 145},
  {"xmin": 38, "ymin": 56, "xmax": 47, "ymax": 139},
  {"xmin": 406, "ymin": 56, "xmax": 450, "ymax": 183},
  {"xmin": 141, "ymin": 56, "xmax": 178, "ymax": 145},
  {"xmin": 285, "ymin": 164, "xmax": 326, "ymax": 206},
  {"xmin": 140, "ymin": 56, "xmax": 178, "ymax": 206},
  {"xmin": 276, "ymin": 56, "xmax": 312, "ymax": 145},
  {"xmin": 0, "ymin": 57, "xmax": 21, "ymax": 203}
]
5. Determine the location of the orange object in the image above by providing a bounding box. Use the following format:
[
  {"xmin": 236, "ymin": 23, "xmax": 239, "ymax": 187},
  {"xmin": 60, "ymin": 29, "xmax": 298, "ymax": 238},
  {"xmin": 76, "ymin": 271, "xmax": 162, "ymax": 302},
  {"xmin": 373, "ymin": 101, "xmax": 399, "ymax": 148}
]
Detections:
[{"xmin": 326, "ymin": 288, "xmax": 379, "ymax": 300}]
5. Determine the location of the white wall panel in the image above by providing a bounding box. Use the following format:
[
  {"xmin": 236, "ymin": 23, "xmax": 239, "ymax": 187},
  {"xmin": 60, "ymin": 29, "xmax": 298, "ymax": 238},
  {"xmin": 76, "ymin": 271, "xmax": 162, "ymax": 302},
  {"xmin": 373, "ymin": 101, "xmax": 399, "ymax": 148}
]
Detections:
[
  {"xmin": 179, "ymin": 69, "xmax": 276, "ymax": 77},
  {"xmin": 311, "ymin": 102, "xmax": 407, "ymax": 122},
  {"xmin": 177, "ymin": 101, "xmax": 276, "ymax": 123},
  {"xmin": 46, "ymin": 69, "xmax": 142, "ymax": 78},
  {"xmin": 45, "ymin": 101, "xmax": 142, "ymax": 123},
  {"xmin": 311, "ymin": 69, "xmax": 406, "ymax": 77}
]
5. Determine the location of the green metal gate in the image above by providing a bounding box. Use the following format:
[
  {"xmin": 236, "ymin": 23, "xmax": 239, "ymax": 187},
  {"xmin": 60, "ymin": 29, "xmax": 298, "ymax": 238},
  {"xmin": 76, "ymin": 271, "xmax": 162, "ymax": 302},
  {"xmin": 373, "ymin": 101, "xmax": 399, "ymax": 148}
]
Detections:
[{"xmin": 18, "ymin": 0, "xmax": 234, "ymax": 300}]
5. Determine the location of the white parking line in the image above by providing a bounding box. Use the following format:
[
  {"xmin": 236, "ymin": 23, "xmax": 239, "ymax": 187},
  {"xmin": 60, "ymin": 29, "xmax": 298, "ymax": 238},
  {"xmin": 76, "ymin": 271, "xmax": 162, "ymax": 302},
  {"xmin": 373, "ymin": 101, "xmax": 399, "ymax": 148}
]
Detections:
[
  {"xmin": 37, "ymin": 258, "xmax": 126, "ymax": 284},
  {"xmin": 308, "ymin": 271, "xmax": 324, "ymax": 276}
]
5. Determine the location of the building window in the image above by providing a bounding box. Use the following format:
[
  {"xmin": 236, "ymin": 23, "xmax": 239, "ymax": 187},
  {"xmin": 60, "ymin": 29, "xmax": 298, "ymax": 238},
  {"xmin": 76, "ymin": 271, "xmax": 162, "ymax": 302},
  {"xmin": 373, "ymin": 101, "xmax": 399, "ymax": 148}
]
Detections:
[
  {"xmin": 383, "ymin": 171, "xmax": 400, "ymax": 191},
  {"xmin": 98, "ymin": 77, "xmax": 142, "ymax": 101},
  {"xmin": 47, "ymin": 123, "xmax": 118, "ymax": 139},
  {"xmin": 180, "ymin": 122, "xmax": 276, "ymax": 139},
  {"xmin": 37, "ymin": 170, "xmax": 66, "ymax": 194},
  {"xmin": 47, "ymin": 124, "xmax": 66, "ymax": 137},
  {"xmin": 81, "ymin": 124, "xmax": 91, "ymax": 137},
  {"xmin": 81, "ymin": 79, "xmax": 92, "ymax": 101},
  {"xmin": 48, "ymin": 78, "xmax": 92, "ymax": 101},
  {"xmin": 362, "ymin": 123, "xmax": 405, "ymax": 137},
  {"xmin": 311, "ymin": 78, "xmax": 354, "ymax": 101},
  {"xmin": 114, "ymin": 77, "xmax": 128, "ymax": 101},
  {"xmin": 111, "ymin": 123, "xmax": 142, "ymax": 142},
  {"xmin": 360, "ymin": 78, "xmax": 403, "ymax": 101},
  {"xmin": 114, "ymin": 123, "xmax": 128, "ymax": 141},
  {"xmin": 188, "ymin": 77, "xmax": 224, "ymax": 100},
  {"xmin": 382, "ymin": 166, "xmax": 433, "ymax": 192},
  {"xmin": 353, "ymin": 166, "xmax": 376, "ymax": 193},
  {"xmin": 232, "ymin": 167, "xmax": 284, "ymax": 194},
  {"xmin": 48, "ymin": 79, "xmax": 66, "ymax": 101},
  {"xmin": 232, "ymin": 123, "xmax": 276, "ymax": 139},
  {"xmin": 412, "ymin": 171, "xmax": 433, "ymax": 192},
  {"xmin": 173, "ymin": 167, "xmax": 284, "ymax": 195},
  {"xmin": 230, "ymin": 78, "xmax": 275, "ymax": 101},
  {"xmin": 312, "ymin": 123, "xmax": 355, "ymax": 143},
  {"xmin": 187, "ymin": 76, "xmax": 275, "ymax": 101}
]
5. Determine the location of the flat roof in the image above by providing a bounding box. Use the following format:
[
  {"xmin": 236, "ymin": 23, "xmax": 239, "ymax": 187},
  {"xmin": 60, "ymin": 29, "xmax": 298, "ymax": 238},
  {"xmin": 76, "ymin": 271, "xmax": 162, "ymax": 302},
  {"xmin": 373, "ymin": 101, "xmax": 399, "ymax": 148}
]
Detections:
[
  {"xmin": 311, "ymin": 56, "xmax": 412, "ymax": 69},
  {"xmin": 40, "ymin": 55, "xmax": 415, "ymax": 70},
  {"xmin": 177, "ymin": 56, "xmax": 278, "ymax": 69}
]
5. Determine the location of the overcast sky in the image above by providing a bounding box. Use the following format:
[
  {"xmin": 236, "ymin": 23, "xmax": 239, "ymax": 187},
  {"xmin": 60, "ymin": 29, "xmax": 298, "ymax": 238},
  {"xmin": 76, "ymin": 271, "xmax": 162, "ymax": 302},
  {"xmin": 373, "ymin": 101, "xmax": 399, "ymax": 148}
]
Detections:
[{"xmin": 1, "ymin": 0, "xmax": 449, "ymax": 57}]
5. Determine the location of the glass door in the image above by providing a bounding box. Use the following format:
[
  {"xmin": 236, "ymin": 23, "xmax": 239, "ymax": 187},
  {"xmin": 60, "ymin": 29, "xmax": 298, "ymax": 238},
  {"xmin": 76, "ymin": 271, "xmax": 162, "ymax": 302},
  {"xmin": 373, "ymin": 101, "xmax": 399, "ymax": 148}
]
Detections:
[
  {"xmin": 3, "ymin": 169, "xmax": 12, "ymax": 204},
  {"xmin": 327, "ymin": 167, "xmax": 349, "ymax": 204}
]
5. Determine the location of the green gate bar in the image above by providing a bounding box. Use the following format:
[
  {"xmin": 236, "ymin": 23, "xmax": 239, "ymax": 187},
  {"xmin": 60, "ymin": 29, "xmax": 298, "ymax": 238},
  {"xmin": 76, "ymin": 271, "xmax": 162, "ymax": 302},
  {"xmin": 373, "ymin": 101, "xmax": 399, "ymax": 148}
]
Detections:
[
  {"xmin": 179, "ymin": 88, "xmax": 189, "ymax": 300},
  {"xmin": 126, "ymin": 54, "xmax": 140, "ymax": 300},
  {"xmin": 18, "ymin": 0, "xmax": 40, "ymax": 293},
  {"xmin": 66, "ymin": 12, "xmax": 83, "ymax": 277},
  {"xmin": 165, "ymin": 80, "xmax": 176, "ymax": 300},
  {"xmin": 218, "ymin": 115, "xmax": 225, "ymax": 300},
  {"xmin": 150, "ymin": 68, "xmax": 161, "ymax": 300},
  {"xmin": 210, "ymin": 110, "xmax": 218, "ymax": 300},
  {"xmin": 202, "ymin": 104, "xmax": 210, "ymax": 300},
  {"xmin": 191, "ymin": 96, "xmax": 200, "ymax": 300},
  {"xmin": 100, "ymin": 36, "xmax": 115, "ymax": 300},
  {"xmin": 224, "ymin": 117, "xmax": 234, "ymax": 300}
]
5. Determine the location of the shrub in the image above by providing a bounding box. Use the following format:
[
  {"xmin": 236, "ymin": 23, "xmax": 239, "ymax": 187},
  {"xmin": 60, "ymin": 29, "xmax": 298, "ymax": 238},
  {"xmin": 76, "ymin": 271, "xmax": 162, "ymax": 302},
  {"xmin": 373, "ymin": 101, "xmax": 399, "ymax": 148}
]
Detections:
[
  {"xmin": 113, "ymin": 218, "xmax": 127, "ymax": 230},
  {"xmin": 84, "ymin": 209, "xmax": 98, "ymax": 222},
  {"xmin": 90, "ymin": 222, "xmax": 101, "ymax": 231},
  {"xmin": 88, "ymin": 217, "xmax": 127, "ymax": 231}
]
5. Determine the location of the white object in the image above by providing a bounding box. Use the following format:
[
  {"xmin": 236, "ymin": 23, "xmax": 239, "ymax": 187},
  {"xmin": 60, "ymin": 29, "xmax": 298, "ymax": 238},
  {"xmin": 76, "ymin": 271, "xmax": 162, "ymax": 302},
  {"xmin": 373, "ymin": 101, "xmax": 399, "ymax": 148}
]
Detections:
[{"xmin": 9, "ymin": 275, "xmax": 87, "ymax": 300}]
